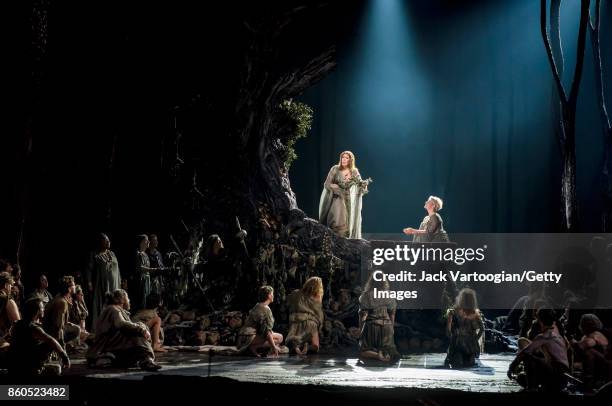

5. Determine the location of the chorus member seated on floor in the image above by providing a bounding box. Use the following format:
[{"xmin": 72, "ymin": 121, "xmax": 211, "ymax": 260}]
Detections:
[
  {"xmin": 44, "ymin": 276, "xmax": 81, "ymax": 349},
  {"xmin": 358, "ymin": 273, "xmax": 399, "ymax": 363},
  {"xmin": 8, "ymin": 298, "xmax": 70, "ymax": 376},
  {"xmin": 508, "ymin": 308, "xmax": 569, "ymax": 392},
  {"xmin": 0, "ymin": 272, "xmax": 21, "ymax": 349},
  {"xmin": 86, "ymin": 233, "xmax": 121, "ymax": 331},
  {"xmin": 132, "ymin": 293, "xmax": 166, "ymax": 352},
  {"xmin": 29, "ymin": 274, "xmax": 53, "ymax": 306},
  {"xmin": 512, "ymin": 282, "xmax": 547, "ymax": 339},
  {"xmin": 571, "ymin": 314, "xmax": 611, "ymax": 392},
  {"xmin": 444, "ymin": 288, "xmax": 485, "ymax": 369},
  {"xmin": 69, "ymin": 285, "xmax": 90, "ymax": 339},
  {"xmin": 135, "ymin": 234, "xmax": 161, "ymax": 312},
  {"xmin": 87, "ymin": 289, "xmax": 161, "ymax": 371},
  {"xmin": 286, "ymin": 277, "xmax": 325, "ymax": 355},
  {"xmin": 403, "ymin": 195, "xmax": 449, "ymax": 242},
  {"xmin": 236, "ymin": 285, "xmax": 284, "ymax": 357},
  {"xmin": 1, "ymin": 260, "xmax": 24, "ymax": 309},
  {"xmin": 319, "ymin": 150, "xmax": 369, "ymax": 239},
  {"xmin": 519, "ymin": 299, "xmax": 563, "ymax": 344},
  {"xmin": 11, "ymin": 265, "xmax": 25, "ymax": 308}
]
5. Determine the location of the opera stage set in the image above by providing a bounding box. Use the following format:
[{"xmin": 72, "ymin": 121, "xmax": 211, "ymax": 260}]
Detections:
[{"xmin": 3, "ymin": 0, "xmax": 612, "ymax": 404}]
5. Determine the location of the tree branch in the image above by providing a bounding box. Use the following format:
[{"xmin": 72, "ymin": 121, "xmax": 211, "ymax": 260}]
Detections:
[
  {"xmin": 541, "ymin": 0, "xmax": 569, "ymax": 106},
  {"xmin": 550, "ymin": 0, "xmax": 564, "ymax": 77},
  {"xmin": 568, "ymin": 0, "xmax": 591, "ymax": 107},
  {"xmin": 589, "ymin": 0, "xmax": 611, "ymax": 133}
]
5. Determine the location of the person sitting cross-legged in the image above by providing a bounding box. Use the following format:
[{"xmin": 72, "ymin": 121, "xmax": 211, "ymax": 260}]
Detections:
[
  {"xmin": 86, "ymin": 289, "xmax": 161, "ymax": 371},
  {"xmin": 8, "ymin": 298, "xmax": 70, "ymax": 376},
  {"xmin": 508, "ymin": 308, "xmax": 569, "ymax": 392}
]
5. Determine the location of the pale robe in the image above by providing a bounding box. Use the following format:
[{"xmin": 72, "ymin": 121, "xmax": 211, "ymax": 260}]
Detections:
[{"xmin": 319, "ymin": 165, "xmax": 364, "ymax": 239}]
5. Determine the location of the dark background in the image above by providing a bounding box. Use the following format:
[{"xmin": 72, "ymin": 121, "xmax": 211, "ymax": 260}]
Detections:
[
  {"xmin": 3, "ymin": 0, "xmax": 611, "ymax": 291},
  {"xmin": 291, "ymin": 0, "xmax": 612, "ymax": 234}
]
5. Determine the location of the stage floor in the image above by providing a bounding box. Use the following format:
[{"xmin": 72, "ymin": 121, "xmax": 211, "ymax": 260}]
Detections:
[{"xmin": 65, "ymin": 351, "xmax": 521, "ymax": 393}]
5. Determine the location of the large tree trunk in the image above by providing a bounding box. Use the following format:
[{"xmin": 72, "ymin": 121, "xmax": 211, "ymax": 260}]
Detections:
[
  {"xmin": 589, "ymin": 0, "xmax": 612, "ymax": 230},
  {"xmin": 541, "ymin": 0, "xmax": 590, "ymax": 231},
  {"xmin": 165, "ymin": 3, "xmax": 368, "ymax": 308}
]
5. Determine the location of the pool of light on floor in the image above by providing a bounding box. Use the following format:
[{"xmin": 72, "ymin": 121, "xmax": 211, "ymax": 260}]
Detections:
[{"xmin": 81, "ymin": 353, "xmax": 521, "ymax": 393}]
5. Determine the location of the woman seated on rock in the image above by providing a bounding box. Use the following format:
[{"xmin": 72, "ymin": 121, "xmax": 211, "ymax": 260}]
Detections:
[
  {"xmin": 236, "ymin": 285, "xmax": 284, "ymax": 357},
  {"xmin": 286, "ymin": 277, "xmax": 325, "ymax": 355},
  {"xmin": 86, "ymin": 289, "xmax": 161, "ymax": 371}
]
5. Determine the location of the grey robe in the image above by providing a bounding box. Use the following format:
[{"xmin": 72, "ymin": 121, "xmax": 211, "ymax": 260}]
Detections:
[
  {"xmin": 358, "ymin": 290, "xmax": 397, "ymax": 353},
  {"xmin": 86, "ymin": 305, "xmax": 153, "ymax": 365},
  {"xmin": 236, "ymin": 303, "xmax": 274, "ymax": 352},
  {"xmin": 87, "ymin": 250, "xmax": 121, "ymax": 330},
  {"xmin": 135, "ymin": 251, "xmax": 153, "ymax": 311},
  {"xmin": 286, "ymin": 290, "xmax": 324, "ymax": 349},
  {"xmin": 413, "ymin": 213, "xmax": 449, "ymax": 243},
  {"xmin": 319, "ymin": 165, "xmax": 364, "ymax": 239}
]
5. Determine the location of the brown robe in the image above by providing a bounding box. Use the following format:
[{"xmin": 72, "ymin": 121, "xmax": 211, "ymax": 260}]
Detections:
[
  {"xmin": 236, "ymin": 303, "xmax": 275, "ymax": 352},
  {"xmin": 358, "ymin": 290, "xmax": 397, "ymax": 353},
  {"xmin": 286, "ymin": 290, "xmax": 324, "ymax": 348},
  {"xmin": 44, "ymin": 295, "xmax": 80, "ymax": 348},
  {"xmin": 413, "ymin": 213, "xmax": 449, "ymax": 242}
]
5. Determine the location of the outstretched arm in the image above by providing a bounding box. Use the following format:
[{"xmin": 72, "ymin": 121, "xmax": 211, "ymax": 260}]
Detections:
[
  {"xmin": 406, "ymin": 215, "xmax": 441, "ymax": 236},
  {"xmin": 136, "ymin": 253, "xmax": 159, "ymax": 274},
  {"xmin": 33, "ymin": 327, "xmax": 70, "ymax": 368}
]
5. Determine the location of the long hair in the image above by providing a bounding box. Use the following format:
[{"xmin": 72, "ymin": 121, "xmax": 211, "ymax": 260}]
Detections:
[
  {"xmin": 302, "ymin": 276, "xmax": 324, "ymax": 300},
  {"xmin": 454, "ymin": 288, "xmax": 478, "ymax": 314},
  {"xmin": 337, "ymin": 151, "xmax": 357, "ymax": 171},
  {"xmin": 204, "ymin": 234, "xmax": 222, "ymax": 260},
  {"xmin": 364, "ymin": 271, "xmax": 389, "ymax": 293}
]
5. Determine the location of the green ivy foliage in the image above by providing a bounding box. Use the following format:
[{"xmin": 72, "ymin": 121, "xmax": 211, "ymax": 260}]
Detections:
[{"xmin": 278, "ymin": 99, "xmax": 313, "ymax": 169}]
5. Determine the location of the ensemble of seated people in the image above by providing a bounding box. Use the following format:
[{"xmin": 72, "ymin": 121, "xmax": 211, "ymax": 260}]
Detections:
[
  {"xmin": 0, "ymin": 269, "xmax": 162, "ymax": 375},
  {"xmin": 507, "ymin": 306, "xmax": 612, "ymax": 393},
  {"xmin": 2, "ymin": 245, "xmax": 612, "ymax": 397}
]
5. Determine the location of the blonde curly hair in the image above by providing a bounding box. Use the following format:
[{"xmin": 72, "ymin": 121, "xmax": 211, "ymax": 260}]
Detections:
[{"xmin": 302, "ymin": 276, "xmax": 324, "ymax": 300}]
